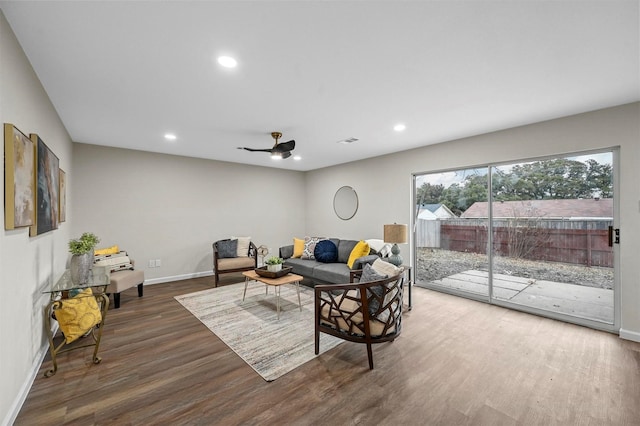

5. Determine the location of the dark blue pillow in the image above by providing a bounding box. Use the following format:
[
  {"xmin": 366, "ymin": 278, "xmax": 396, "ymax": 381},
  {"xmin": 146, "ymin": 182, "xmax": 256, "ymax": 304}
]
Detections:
[{"xmin": 314, "ymin": 239, "xmax": 338, "ymax": 263}]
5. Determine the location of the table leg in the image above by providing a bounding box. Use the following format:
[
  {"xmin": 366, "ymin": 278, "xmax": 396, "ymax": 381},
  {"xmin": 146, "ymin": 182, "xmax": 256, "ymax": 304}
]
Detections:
[
  {"xmin": 243, "ymin": 277, "xmax": 249, "ymax": 301},
  {"xmin": 407, "ymin": 268, "xmax": 413, "ymax": 311},
  {"xmin": 43, "ymin": 301, "xmax": 59, "ymax": 377},
  {"xmin": 295, "ymin": 281, "xmax": 302, "ymax": 312},
  {"xmin": 276, "ymin": 286, "xmax": 281, "ymax": 320}
]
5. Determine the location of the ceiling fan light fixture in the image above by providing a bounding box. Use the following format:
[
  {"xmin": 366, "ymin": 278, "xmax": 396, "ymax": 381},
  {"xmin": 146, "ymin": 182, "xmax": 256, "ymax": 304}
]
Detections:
[{"xmin": 271, "ymin": 152, "xmax": 282, "ymax": 159}]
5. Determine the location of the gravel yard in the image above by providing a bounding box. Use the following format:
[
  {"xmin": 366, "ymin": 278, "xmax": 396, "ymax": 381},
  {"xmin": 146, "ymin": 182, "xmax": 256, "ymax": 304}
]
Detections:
[{"xmin": 416, "ymin": 248, "xmax": 613, "ymax": 289}]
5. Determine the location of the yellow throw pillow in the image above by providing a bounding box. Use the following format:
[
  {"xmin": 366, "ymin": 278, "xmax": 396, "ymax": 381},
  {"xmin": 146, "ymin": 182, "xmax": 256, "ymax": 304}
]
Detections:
[
  {"xmin": 94, "ymin": 245, "xmax": 119, "ymax": 256},
  {"xmin": 347, "ymin": 240, "xmax": 370, "ymax": 269},
  {"xmin": 54, "ymin": 288, "xmax": 102, "ymax": 344},
  {"xmin": 293, "ymin": 237, "xmax": 305, "ymax": 258}
]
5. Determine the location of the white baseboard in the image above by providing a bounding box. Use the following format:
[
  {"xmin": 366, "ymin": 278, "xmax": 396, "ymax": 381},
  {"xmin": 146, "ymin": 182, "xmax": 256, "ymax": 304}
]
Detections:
[
  {"xmin": 143, "ymin": 270, "xmax": 213, "ymax": 286},
  {"xmin": 3, "ymin": 323, "xmax": 58, "ymax": 426},
  {"xmin": 619, "ymin": 328, "xmax": 640, "ymax": 343}
]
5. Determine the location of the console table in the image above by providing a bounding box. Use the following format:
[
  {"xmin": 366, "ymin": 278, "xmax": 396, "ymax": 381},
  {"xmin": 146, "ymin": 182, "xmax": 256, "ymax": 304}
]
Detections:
[{"xmin": 42, "ymin": 269, "xmax": 110, "ymax": 377}]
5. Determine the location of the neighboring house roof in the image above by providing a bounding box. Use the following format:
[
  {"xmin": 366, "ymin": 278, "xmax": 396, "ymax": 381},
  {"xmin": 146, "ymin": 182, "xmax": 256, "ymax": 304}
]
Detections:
[
  {"xmin": 417, "ymin": 209, "xmax": 438, "ymax": 220},
  {"xmin": 418, "ymin": 203, "xmax": 456, "ymax": 219},
  {"xmin": 461, "ymin": 198, "xmax": 613, "ymax": 219}
]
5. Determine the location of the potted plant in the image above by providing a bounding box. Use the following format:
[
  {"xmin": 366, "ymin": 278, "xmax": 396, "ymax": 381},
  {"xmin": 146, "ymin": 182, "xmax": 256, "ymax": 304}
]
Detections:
[
  {"xmin": 265, "ymin": 256, "xmax": 283, "ymax": 272},
  {"xmin": 68, "ymin": 232, "xmax": 100, "ymax": 285}
]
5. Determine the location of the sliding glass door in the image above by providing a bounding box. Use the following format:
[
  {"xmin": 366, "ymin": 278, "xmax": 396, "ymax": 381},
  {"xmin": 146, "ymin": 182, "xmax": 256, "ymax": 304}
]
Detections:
[
  {"xmin": 489, "ymin": 153, "xmax": 614, "ymax": 324},
  {"xmin": 414, "ymin": 167, "xmax": 490, "ymax": 300},
  {"xmin": 413, "ymin": 150, "xmax": 616, "ymax": 329}
]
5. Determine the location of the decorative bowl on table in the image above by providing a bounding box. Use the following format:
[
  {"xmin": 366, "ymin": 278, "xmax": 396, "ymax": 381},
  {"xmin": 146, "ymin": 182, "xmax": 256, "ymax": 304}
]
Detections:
[{"xmin": 255, "ymin": 266, "xmax": 292, "ymax": 278}]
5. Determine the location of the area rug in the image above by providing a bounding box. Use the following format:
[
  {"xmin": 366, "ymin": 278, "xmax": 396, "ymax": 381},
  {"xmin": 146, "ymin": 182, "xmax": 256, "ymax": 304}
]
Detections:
[{"xmin": 174, "ymin": 282, "xmax": 343, "ymax": 381}]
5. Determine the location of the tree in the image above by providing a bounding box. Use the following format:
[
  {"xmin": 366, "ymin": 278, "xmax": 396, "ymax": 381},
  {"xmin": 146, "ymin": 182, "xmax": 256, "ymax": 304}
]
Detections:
[{"xmin": 416, "ymin": 182, "xmax": 444, "ymax": 205}]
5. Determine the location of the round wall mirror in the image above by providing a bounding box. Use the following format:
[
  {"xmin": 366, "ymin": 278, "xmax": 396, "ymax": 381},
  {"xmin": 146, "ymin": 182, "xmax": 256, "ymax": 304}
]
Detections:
[{"xmin": 334, "ymin": 186, "xmax": 359, "ymax": 220}]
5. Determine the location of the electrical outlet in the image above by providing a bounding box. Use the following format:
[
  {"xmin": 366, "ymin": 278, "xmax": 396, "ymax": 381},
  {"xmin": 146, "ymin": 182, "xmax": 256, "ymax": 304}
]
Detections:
[
  {"xmin": 148, "ymin": 260, "xmax": 155, "ymax": 268},
  {"xmin": 156, "ymin": 259, "xmax": 162, "ymax": 267}
]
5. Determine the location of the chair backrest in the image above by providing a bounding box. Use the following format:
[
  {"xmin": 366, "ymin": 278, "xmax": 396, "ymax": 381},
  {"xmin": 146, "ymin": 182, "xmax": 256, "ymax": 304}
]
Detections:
[{"xmin": 315, "ymin": 272, "xmax": 404, "ymax": 341}]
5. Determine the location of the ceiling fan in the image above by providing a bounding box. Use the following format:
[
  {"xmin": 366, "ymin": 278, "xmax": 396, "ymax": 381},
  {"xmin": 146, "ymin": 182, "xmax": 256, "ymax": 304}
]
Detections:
[{"xmin": 238, "ymin": 132, "xmax": 295, "ymax": 159}]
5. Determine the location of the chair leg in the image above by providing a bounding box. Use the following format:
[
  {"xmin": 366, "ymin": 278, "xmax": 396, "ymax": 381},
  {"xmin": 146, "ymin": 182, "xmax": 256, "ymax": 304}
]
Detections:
[
  {"xmin": 137, "ymin": 283, "xmax": 143, "ymax": 297},
  {"xmin": 113, "ymin": 293, "xmax": 121, "ymax": 309},
  {"xmin": 366, "ymin": 343, "xmax": 374, "ymax": 370},
  {"xmin": 315, "ymin": 328, "xmax": 320, "ymax": 355},
  {"xmin": 214, "ymin": 272, "xmax": 219, "ymax": 287}
]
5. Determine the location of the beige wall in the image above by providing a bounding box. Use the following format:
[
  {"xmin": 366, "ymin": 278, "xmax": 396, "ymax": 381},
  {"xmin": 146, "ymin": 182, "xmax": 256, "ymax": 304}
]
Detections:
[
  {"xmin": 0, "ymin": 10, "xmax": 74, "ymax": 424},
  {"xmin": 71, "ymin": 144, "xmax": 307, "ymax": 282},
  {"xmin": 306, "ymin": 102, "xmax": 640, "ymax": 339}
]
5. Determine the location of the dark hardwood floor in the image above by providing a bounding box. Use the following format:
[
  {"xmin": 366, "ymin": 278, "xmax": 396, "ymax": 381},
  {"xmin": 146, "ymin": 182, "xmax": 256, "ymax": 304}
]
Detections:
[{"xmin": 16, "ymin": 274, "xmax": 640, "ymax": 425}]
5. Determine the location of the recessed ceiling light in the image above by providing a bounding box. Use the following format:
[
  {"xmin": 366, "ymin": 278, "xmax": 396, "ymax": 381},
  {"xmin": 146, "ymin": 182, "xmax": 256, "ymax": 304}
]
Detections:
[
  {"xmin": 293, "ymin": 155, "xmax": 301, "ymax": 161},
  {"xmin": 164, "ymin": 133, "xmax": 177, "ymax": 141},
  {"xmin": 217, "ymin": 56, "xmax": 237, "ymax": 68},
  {"xmin": 394, "ymin": 124, "xmax": 406, "ymax": 132}
]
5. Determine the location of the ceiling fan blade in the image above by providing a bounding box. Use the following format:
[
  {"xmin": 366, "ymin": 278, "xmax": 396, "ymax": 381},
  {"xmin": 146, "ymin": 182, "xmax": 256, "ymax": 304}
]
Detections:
[
  {"xmin": 281, "ymin": 151, "xmax": 292, "ymax": 159},
  {"xmin": 273, "ymin": 140, "xmax": 295, "ymax": 152},
  {"xmin": 239, "ymin": 147, "xmax": 272, "ymax": 153}
]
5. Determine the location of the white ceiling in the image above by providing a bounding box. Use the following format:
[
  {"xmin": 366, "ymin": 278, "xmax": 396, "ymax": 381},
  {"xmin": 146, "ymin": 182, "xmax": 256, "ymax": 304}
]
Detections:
[{"xmin": 1, "ymin": 1, "xmax": 638, "ymax": 171}]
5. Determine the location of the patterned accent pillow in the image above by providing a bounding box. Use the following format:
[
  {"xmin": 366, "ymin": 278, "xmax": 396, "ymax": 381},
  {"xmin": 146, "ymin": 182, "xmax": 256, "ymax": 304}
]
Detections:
[
  {"xmin": 314, "ymin": 239, "xmax": 338, "ymax": 263},
  {"xmin": 55, "ymin": 288, "xmax": 102, "ymax": 344},
  {"xmin": 217, "ymin": 239, "xmax": 238, "ymax": 258},
  {"xmin": 302, "ymin": 236, "xmax": 325, "ymax": 260}
]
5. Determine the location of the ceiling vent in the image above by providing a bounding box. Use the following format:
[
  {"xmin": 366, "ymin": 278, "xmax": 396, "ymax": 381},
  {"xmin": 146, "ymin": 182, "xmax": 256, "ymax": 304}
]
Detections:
[{"xmin": 337, "ymin": 137, "xmax": 359, "ymax": 144}]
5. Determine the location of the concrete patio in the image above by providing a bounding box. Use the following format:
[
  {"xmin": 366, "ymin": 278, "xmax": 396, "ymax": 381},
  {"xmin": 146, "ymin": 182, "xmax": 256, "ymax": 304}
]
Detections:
[{"xmin": 422, "ymin": 270, "xmax": 614, "ymax": 323}]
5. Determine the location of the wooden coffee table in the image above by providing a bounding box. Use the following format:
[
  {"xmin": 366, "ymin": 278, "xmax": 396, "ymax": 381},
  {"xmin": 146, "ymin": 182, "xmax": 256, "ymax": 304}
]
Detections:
[{"xmin": 242, "ymin": 270, "xmax": 304, "ymax": 319}]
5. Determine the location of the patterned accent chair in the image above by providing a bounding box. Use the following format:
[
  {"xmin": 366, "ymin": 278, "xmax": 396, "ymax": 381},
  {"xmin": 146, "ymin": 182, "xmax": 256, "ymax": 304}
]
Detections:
[
  {"xmin": 213, "ymin": 239, "xmax": 258, "ymax": 286},
  {"xmin": 314, "ymin": 270, "xmax": 404, "ymax": 369}
]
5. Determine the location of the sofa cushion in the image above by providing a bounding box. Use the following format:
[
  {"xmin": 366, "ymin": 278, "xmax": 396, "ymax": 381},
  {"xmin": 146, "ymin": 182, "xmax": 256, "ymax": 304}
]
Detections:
[
  {"xmin": 312, "ymin": 262, "xmax": 351, "ymax": 284},
  {"xmin": 217, "ymin": 239, "xmax": 237, "ymax": 258},
  {"xmin": 337, "ymin": 240, "xmax": 358, "ymax": 264},
  {"xmin": 314, "ymin": 239, "xmax": 338, "ymax": 263},
  {"xmin": 217, "ymin": 256, "xmax": 254, "ymax": 271},
  {"xmin": 347, "ymin": 241, "xmax": 370, "ymax": 269},
  {"xmin": 284, "ymin": 257, "xmax": 323, "ymax": 278}
]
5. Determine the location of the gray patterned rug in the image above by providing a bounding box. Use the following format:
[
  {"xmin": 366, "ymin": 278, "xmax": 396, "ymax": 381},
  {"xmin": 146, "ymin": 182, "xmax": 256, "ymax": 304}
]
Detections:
[{"xmin": 174, "ymin": 282, "xmax": 343, "ymax": 381}]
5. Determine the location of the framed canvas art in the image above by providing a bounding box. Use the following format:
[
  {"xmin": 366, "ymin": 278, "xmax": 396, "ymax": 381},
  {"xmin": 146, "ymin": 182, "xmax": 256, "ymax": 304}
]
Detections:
[
  {"xmin": 4, "ymin": 123, "xmax": 35, "ymax": 230},
  {"xmin": 30, "ymin": 134, "xmax": 59, "ymax": 236},
  {"xmin": 59, "ymin": 168, "xmax": 66, "ymax": 223}
]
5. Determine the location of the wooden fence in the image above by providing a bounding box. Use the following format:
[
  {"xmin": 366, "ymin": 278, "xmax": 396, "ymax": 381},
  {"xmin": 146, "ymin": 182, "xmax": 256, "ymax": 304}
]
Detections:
[{"xmin": 416, "ymin": 218, "xmax": 613, "ymax": 267}]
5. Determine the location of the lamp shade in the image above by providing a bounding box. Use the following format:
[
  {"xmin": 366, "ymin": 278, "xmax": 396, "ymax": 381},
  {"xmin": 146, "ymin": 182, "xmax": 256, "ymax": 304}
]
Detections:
[{"xmin": 383, "ymin": 224, "xmax": 408, "ymax": 244}]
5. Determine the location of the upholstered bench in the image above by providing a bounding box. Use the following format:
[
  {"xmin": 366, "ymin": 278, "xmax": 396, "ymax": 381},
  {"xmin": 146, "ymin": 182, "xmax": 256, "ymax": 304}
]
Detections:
[{"xmin": 107, "ymin": 269, "xmax": 144, "ymax": 309}]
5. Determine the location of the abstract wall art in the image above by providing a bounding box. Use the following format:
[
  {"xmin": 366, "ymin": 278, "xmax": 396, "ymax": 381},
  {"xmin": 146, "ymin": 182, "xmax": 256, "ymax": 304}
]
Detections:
[
  {"xmin": 30, "ymin": 134, "xmax": 59, "ymax": 236},
  {"xmin": 4, "ymin": 123, "xmax": 35, "ymax": 230}
]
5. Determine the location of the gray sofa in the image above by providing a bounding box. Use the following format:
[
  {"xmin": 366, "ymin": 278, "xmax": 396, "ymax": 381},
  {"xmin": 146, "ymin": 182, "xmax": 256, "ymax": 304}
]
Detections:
[{"xmin": 279, "ymin": 238, "xmax": 381, "ymax": 286}]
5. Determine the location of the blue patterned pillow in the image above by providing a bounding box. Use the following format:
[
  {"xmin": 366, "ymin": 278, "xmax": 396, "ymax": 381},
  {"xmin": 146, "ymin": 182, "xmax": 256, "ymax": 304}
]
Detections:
[
  {"xmin": 314, "ymin": 239, "xmax": 338, "ymax": 263},
  {"xmin": 217, "ymin": 239, "xmax": 238, "ymax": 258}
]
